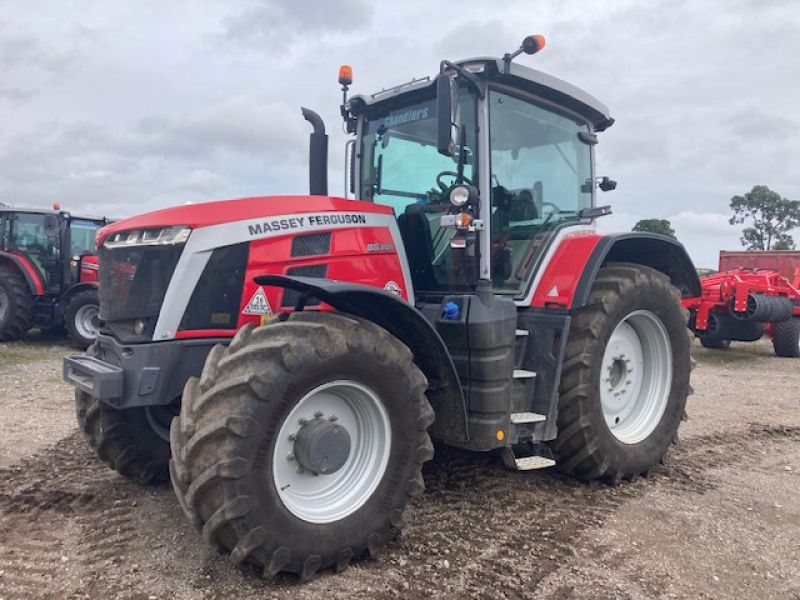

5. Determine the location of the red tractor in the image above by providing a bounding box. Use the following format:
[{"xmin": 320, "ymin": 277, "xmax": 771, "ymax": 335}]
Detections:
[
  {"xmin": 64, "ymin": 37, "xmax": 699, "ymax": 580},
  {"xmin": 0, "ymin": 204, "xmax": 108, "ymax": 347},
  {"xmin": 685, "ymin": 268, "xmax": 800, "ymax": 356}
]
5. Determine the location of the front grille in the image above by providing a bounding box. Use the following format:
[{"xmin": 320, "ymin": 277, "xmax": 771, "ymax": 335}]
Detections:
[
  {"xmin": 98, "ymin": 244, "xmax": 184, "ymax": 322},
  {"xmin": 291, "ymin": 233, "xmax": 331, "ymax": 257},
  {"xmin": 282, "ymin": 264, "xmax": 328, "ymax": 307}
]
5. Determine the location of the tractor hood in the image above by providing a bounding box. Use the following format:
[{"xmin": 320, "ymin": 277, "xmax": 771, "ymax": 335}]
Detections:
[{"xmin": 97, "ymin": 195, "xmax": 393, "ymax": 246}]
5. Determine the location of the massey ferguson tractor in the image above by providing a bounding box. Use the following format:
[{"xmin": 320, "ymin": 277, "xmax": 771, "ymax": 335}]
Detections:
[
  {"xmin": 0, "ymin": 204, "xmax": 107, "ymax": 347},
  {"xmin": 64, "ymin": 36, "xmax": 699, "ymax": 581}
]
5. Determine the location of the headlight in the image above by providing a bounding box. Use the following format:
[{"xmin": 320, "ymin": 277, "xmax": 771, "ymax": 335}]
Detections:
[
  {"xmin": 449, "ymin": 185, "xmax": 471, "ymax": 207},
  {"xmin": 104, "ymin": 226, "xmax": 191, "ymax": 248}
]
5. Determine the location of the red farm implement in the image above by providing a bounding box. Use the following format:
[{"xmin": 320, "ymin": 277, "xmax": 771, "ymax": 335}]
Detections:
[{"xmin": 684, "ymin": 268, "xmax": 800, "ymax": 357}]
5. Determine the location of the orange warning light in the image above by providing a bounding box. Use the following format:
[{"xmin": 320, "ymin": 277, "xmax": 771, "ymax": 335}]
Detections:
[{"xmin": 338, "ymin": 65, "xmax": 353, "ymax": 86}]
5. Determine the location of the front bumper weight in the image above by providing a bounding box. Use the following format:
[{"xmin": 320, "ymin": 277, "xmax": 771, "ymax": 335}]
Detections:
[{"xmin": 63, "ymin": 355, "xmax": 124, "ymax": 400}]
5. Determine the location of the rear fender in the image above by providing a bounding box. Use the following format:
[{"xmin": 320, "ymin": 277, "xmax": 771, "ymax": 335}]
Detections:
[
  {"xmin": 573, "ymin": 233, "xmax": 700, "ymax": 307},
  {"xmin": 0, "ymin": 251, "xmax": 44, "ymax": 296},
  {"xmin": 255, "ymin": 274, "xmax": 469, "ymax": 443}
]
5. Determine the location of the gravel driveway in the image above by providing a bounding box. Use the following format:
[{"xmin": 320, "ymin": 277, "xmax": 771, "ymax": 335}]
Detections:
[{"xmin": 0, "ymin": 335, "xmax": 798, "ymax": 599}]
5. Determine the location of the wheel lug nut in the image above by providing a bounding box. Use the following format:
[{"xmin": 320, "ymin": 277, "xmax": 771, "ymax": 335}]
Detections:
[
  {"xmin": 314, "ymin": 411, "xmax": 324, "ymax": 419},
  {"xmin": 329, "ymin": 415, "xmax": 338, "ymax": 422},
  {"xmin": 295, "ymin": 466, "xmax": 304, "ymax": 473},
  {"xmin": 287, "ymin": 452, "xmax": 294, "ymax": 461},
  {"xmin": 299, "ymin": 418, "xmax": 307, "ymax": 426},
  {"xmin": 288, "ymin": 433, "xmax": 296, "ymax": 441}
]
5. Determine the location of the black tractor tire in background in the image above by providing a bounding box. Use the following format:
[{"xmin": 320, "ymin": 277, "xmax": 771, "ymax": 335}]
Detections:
[
  {"xmin": 0, "ymin": 264, "xmax": 34, "ymax": 341},
  {"xmin": 170, "ymin": 311, "xmax": 434, "ymax": 581},
  {"xmin": 75, "ymin": 343, "xmax": 172, "ymax": 484},
  {"xmin": 698, "ymin": 313, "xmax": 731, "ymax": 350},
  {"xmin": 551, "ymin": 263, "xmax": 691, "ymax": 483},
  {"xmin": 772, "ymin": 317, "xmax": 800, "ymax": 358},
  {"xmin": 64, "ymin": 289, "xmax": 101, "ymax": 349}
]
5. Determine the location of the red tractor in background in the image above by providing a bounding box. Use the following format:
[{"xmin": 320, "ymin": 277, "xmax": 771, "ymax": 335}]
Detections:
[
  {"xmin": 0, "ymin": 204, "xmax": 108, "ymax": 347},
  {"xmin": 685, "ymin": 268, "xmax": 800, "ymax": 356},
  {"xmin": 64, "ymin": 36, "xmax": 700, "ymax": 580}
]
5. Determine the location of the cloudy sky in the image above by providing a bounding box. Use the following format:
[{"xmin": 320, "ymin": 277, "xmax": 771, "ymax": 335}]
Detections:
[{"xmin": 1, "ymin": 0, "xmax": 798, "ymax": 267}]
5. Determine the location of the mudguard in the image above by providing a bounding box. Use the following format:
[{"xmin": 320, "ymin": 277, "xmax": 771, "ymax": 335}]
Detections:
[
  {"xmin": 254, "ymin": 274, "xmax": 469, "ymax": 444},
  {"xmin": 0, "ymin": 251, "xmax": 43, "ymax": 295},
  {"xmin": 573, "ymin": 233, "xmax": 700, "ymax": 306}
]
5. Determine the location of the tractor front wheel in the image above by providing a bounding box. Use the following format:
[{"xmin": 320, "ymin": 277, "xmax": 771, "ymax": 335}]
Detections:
[
  {"xmin": 170, "ymin": 311, "xmax": 434, "ymax": 580},
  {"xmin": 551, "ymin": 263, "xmax": 691, "ymax": 483},
  {"xmin": 772, "ymin": 317, "xmax": 800, "ymax": 358},
  {"xmin": 75, "ymin": 343, "xmax": 172, "ymax": 484}
]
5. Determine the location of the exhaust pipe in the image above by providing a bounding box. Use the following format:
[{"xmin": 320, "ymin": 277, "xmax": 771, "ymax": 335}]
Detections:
[{"xmin": 301, "ymin": 107, "xmax": 328, "ymax": 196}]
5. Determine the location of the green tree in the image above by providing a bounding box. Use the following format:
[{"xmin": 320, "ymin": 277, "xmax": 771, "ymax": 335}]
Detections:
[
  {"xmin": 632, "ymin": 218, "xmax": 677, "ymax": 240},
  {"xmin": 729, "ymin": 185, "xmax": 800, "ymax": 250}
]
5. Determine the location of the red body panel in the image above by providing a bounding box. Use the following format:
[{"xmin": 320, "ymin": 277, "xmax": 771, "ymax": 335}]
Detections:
[
  {"xmin": 235, "ymin": 226, "xmax": 407, "ymax": 331},
  {"xmin": 530, "ymin": 233, "xmax": 602, "ymax": 308},
  {"xmin": 97, "ymin": 195, "xmax": 393, "ymax": 245},
  {"xmin": 79, "ymin": 255, "xmax": 99, "ymax": 283}
]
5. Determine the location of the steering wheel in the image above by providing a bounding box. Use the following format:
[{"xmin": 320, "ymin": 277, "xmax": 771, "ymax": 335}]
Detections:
[{"xmin": 436, "ymin": 171, "xmax": 473, "ymax": 192}]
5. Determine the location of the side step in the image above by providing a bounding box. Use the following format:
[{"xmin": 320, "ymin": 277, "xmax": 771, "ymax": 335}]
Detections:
[
  {"xmin": 510, "ymin": 412, "xmax": 546, "ymax": 424},
  {"xmin": 502, "ymin": 446, "xmax": 556, "ymax": 471}
]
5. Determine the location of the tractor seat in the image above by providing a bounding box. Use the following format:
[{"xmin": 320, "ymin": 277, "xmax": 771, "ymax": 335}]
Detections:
[{"xmin": 397, "ymin": 204, "xmax": 445, "ymax": 289}]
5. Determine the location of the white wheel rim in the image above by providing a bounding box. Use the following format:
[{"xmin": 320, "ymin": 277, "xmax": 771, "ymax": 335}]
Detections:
[
  {"xmin": 600, "ymin": 310, "xmax": 672, "ymax": 445},
  {"xmin": 74, "ymin": 304, "xmax": 101, "ymax": 340},
  {"xmin": 273, "ymin": 380, "xmax": 391, "ymax": 524}
]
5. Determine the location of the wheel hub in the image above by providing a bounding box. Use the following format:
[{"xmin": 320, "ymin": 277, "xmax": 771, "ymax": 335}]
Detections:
[{"xmin": 293, "ymin": 418, "xmax": 351, "ymax": 475}]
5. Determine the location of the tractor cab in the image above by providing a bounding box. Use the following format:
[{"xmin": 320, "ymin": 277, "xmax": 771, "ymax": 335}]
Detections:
[{"xmin": 341, "ymin": 40, "xmax": 615, "ymax": 303}]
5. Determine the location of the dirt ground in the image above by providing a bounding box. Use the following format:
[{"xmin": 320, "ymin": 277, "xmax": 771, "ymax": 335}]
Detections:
[{"xmin": 0, "ymin": 334, "xmax": 798, "ymax": 599}]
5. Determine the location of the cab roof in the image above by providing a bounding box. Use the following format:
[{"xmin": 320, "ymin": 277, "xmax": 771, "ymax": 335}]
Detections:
[
  {"xmin": 0, "ymin": 206, "xmax": 108, "ymax": 222},
  {"xmin": 348, "ymin": 56, "xmax": 614, "ymax": 132}
]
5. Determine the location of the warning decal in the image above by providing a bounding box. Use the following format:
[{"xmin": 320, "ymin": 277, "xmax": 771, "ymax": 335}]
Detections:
[{"xmin": 242, "ymin": 286, "xmax": 273, "ymax": 316}]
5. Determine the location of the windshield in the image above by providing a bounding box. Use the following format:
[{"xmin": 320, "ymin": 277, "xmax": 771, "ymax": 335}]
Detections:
[
  {"xmin": 11, "ymin": 213, "xmax": 60, "ymax": 289},
  {"xmin": 489, "ymin": 90, "xmax": 594, "ymax": 295},
  {"xmin": 70, "ymin": 219, "xmax": 101, "ymax": 256},
  {"xmin": 360, "ymin": 88, "xmax": 479, "ymax": 293}
]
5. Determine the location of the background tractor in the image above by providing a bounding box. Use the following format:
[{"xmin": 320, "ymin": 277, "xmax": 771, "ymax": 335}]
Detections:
[
  {"xmin": 64, "ymin": 36, "xmax": 699, "ymax": 580},
  {"xmin": 0, "ymin": 204, "xmax": 108, "ymax": 347}
]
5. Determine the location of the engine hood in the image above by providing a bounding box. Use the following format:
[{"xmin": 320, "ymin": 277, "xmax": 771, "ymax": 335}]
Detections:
[{"xmin": 97, "ymin": 195, "xmax": 392, "ymax": 246}]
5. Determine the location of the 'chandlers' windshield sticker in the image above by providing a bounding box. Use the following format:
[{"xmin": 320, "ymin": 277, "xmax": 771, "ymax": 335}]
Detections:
[
  {"xmin": 379, "ymin": 99, "xmax": 437, "ymax": 130},
  {"xmin": 242, "ymin": 286, "xmax": 273, "ymax": 316}
]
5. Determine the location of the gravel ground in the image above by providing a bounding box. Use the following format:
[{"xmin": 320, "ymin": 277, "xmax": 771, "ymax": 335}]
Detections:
[{"xmin": 0, "ymin": 333, "xmax": 798, "ymax": 599}]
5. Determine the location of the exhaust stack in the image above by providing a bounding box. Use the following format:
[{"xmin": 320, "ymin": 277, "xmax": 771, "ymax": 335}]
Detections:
[{"xmin": 301, "ymin": 107, "xmax": 328, "ymax": 196}]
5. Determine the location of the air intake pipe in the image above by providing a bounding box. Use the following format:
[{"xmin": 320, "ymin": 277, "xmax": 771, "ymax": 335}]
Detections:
[{"xmin": 301, "ymin": 107, "xmax": 328, "ymax": 196}]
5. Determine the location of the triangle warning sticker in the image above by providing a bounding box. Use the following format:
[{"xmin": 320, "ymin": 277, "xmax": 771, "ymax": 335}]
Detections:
[{"xmin": 242, "ymin": 286, "xmax": 273, "ymax": 315}]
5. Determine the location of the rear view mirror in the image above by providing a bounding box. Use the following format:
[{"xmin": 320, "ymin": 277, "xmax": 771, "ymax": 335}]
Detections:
[{"xmin": 436, "ymin": 74, "xmax": 457, "ymax": 156}]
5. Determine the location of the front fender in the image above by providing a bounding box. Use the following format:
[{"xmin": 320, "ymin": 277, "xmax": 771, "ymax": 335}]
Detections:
[{"xmin": 254, "ymin": 274, "xmax": 469, "ymax": 443}]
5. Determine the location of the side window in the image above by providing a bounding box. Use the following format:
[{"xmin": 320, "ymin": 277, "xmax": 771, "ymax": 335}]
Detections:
[
  {"xmin": 70, "ymin": 220, "xmax": 100, "ymax": 256},
  {"xmin": 489, "ymin": 90, "xmax": 593, "ymax": 294}
]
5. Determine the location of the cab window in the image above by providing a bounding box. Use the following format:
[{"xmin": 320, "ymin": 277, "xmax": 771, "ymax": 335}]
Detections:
[
  {"xmin": 70, "ymin": 219, "xmax": 101, "ymax": 256},
  {"xmin": 489, "ymin": 90, "xmax": 593, "ymax": 294}
]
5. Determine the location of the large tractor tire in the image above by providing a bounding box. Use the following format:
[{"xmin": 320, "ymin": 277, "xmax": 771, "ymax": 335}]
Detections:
[
  {"xmin": 551, "ymin": 263, "xmax": 691, "ymax": 483},
  {"xmin": 170, "ymin": 312, "xmax": 434, "ymax": 581},
  {"xmin": 64, "ymin": 289, "xmax": 101, "ymax": 349},
  {"xmin": 75, "ymin": 344, "xmax": 173, "ymax": 484},
  {"xmin": 772, "ymin": 317, "xmax": 800, "ymax": 358},
  {"xmin": 0, "ymin": 264, "xmax": 34, "ymax": 341}
]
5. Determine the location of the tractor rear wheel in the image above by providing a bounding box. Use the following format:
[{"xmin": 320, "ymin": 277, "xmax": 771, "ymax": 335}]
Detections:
[
  {"xmin": 75, "ymin": 343, "xmax": 172, "ymax": 484},
  {"xmin": 64, "ymin": 289, "xmax": 101, "ymax": 349},
  {"xmin": 0, "ymin": 265, "xmax": 34, "ymax": 341},
  {"xmin": 551, "ymin": 263, "xmax": 691, "ymax": 483},
  {"xmin": 772, "ymin": 317, "xmax": 800, "ymax": 358},
  {"xmin": 170, "ymin": 312, "xmax": 434, "ymax": 581}
]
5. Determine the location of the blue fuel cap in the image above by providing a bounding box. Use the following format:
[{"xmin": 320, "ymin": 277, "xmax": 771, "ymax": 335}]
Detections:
[{"xmin": 443, "ymin": 301, "xmax": 460, "ymax": 320}]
